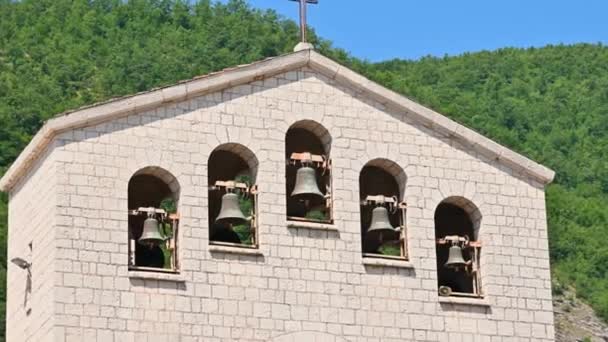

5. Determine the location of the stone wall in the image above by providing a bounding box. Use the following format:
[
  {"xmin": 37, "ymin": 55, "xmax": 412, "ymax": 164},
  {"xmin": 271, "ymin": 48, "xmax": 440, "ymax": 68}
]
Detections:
[
  {"xmin": 44, "ymin": 67, "xmax": 554, "ymax": 341},
  {"xmin": 6, "ymin": 145, "xmax": 57, "ymax": 341}
]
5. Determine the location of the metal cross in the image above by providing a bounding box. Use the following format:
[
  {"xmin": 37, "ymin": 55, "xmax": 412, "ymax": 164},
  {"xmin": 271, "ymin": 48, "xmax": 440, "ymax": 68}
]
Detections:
[{"xmin": 289, "ymin": 0, "xmax": 318, "ymax": 43}]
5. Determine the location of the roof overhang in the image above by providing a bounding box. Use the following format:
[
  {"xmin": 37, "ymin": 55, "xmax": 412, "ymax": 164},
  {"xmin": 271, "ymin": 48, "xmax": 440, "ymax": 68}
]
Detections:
[{"xmin": 0, "ymin": 49, "xmax": 555, "ymax": 191}]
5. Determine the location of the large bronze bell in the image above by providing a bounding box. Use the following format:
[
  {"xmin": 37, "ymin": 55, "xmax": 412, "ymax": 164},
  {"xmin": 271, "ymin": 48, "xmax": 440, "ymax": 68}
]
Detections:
[
  {"xmin": 215, "ymin": 192, "xmax": 247, "ymax": 225},
  {"xmin": 445, "ymin": 245, "xmax": 467, "ymax": 269},
  {"xmin": 138, "ymin": 216, "xmax": 165, "ymax": 245},
  {"xmin": 291, "ymin": 166, "xmax": 324, "ymax": 202},
  {"xmin": 367, "ymin": 206, "xmax": 395, "ymax": 234}
]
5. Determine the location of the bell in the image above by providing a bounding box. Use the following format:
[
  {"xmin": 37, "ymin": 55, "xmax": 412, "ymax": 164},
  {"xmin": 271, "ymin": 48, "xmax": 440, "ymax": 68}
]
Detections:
[
  {"xmin": 367, "ymin": 206, "xmax": 395, "ymax": 234},
  {"xmin": 138, "ymin": 217, "xmax": 165, "ymax": 245},
  {"xmin": 215, "ymin": 192, "xmax": 247, "ymax": 225},
  {"xmin": 445, "ymin": 245, "xmax": 467, "ymax": 269},
  {"xmin": 291, "ymin": 166, "xmax": 324, "ymax": 203}
]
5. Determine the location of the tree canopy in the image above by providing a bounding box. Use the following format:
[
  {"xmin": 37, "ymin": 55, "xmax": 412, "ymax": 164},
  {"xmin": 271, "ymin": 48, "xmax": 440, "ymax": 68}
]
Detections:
[
  {"xmin": 352, "ymin": 45, "xmax": 608, "ymax": 320},
  {"xmin": 1, "ymin": 0, "xmax": 607, "ymax": 339}
]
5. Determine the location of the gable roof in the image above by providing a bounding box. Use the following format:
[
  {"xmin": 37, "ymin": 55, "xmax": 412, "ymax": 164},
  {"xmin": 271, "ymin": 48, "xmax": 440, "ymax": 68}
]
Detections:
[{"xmin": 0, "ymin": 49, "xmax": 555, "ymax": 191}]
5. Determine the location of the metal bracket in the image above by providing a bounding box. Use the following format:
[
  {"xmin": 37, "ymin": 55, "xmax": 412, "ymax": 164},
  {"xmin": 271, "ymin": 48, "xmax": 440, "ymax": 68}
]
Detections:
[
  {"xmin": 361, "ymin": 195, "xmax": 399, "ymax": 205},
  {"xmin": 288, "ymin": 152, "xmax": 329, "ymax": 170},
  {"xmin": 129, "ymin": 207, "xmax": 167, "ymax": 218},
  {"xmin": 210, "ymin": 180, "xmax": 258, "ymax": 197},
  {"xmin": 211, "ymin": 180, "xmax": 249, "ymax": 191},
  {"xmin": 138, "ymin": 207, "xmax": 166, "ymax": 215},
  {"xmin": 436, "ymin": 235, "xmax": 481, "ymax": 248},
  {"xmin": 361, "ymin": 195, "xmax": 406, "ymax": 214}
]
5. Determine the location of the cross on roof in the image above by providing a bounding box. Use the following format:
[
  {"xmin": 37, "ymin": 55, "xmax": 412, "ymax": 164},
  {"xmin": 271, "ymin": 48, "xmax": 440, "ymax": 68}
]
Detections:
[{"xmin": 289, "ymin": 0, "xmax": 318, "ymax": 43}]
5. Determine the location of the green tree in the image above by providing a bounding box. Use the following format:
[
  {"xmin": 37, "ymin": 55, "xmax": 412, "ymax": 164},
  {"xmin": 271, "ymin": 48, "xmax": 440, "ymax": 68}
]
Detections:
[{"xmin": 1, "ymin": 1, "xmax": 608, "ymax": 339}]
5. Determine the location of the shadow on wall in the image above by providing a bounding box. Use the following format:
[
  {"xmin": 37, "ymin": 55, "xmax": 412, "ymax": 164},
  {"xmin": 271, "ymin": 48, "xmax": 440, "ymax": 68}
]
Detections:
[
  {"xmin": 363, "ymin": 264, "xmax": 416, "ymax": 277},
  {"xmin": 439, "ymin": 302, "xmax": 492, "ymax": 315},
  {"xmin": 209, "ymin": 250, "xmax": 265, "ymax": 263},
  {"xmin": 286, "ymin": 226, "xmax": 341, "ymax": 240},
  {"xmin": 128, "ymin": 277, "xmax": 187, "ymax": 292}
]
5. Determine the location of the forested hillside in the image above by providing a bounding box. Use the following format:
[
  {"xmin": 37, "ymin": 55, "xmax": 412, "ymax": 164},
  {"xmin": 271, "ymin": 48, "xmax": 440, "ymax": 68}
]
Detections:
[
  {"xmin": 1, "ymin": 0, "xmax": 607, "ymax": 339},
  {"xmin": 354, "ymin": 45, "xmax": 608, "ymax": 321}
]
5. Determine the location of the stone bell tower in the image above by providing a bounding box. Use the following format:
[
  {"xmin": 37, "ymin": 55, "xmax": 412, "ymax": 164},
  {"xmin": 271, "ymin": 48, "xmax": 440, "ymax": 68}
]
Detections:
[{"xmin": 2, "ymin": 32, "xmax": 555, "ymax": 342}]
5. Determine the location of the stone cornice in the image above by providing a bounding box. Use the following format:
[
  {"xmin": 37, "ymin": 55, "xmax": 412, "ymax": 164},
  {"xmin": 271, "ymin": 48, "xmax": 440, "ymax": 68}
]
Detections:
[{"xmin": 0, "ymin": 50, "xmax": 555, "ymax": 191}]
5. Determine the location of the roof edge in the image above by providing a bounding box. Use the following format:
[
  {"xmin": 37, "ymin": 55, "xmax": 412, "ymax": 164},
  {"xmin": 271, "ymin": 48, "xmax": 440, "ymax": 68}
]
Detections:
[
  {"xmin": 0, "ymin": 49, "xmax": 555, "ymax": 192},
  {"xmin": 308, "ymin": 51, "xmax": 555, "ymax": 185},
  {"xmin": 0, "ymin": 50, "xmax": 310, "ymax": 191}
]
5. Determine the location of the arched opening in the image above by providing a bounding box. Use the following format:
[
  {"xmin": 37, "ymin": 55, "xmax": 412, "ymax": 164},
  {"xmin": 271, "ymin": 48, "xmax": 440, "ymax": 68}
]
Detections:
[
  {"xmin": 208, "ymin": 144, "xmax": 259, "ymax": 247},
  {"xmin": 128, "ymin": 167, "xmax": 180, "ymax": 272},
  {"xmin": 434, "ymin": 197, "xmax": 482, "ymax": 297},
  {"xmin": 359, "ymin": 159, "xmax": 407, "ymax": 259},
  {"xmin": 285, "ymin": 120, "xmax": 333, "ymax": 223}
]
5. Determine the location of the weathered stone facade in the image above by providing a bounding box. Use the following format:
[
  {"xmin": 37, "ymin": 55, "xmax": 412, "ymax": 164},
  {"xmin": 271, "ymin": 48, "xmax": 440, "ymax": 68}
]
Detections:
[
  {"xmin": 7, "ymin": 146, "xmax": 57, "ymax": 341},
  {"xmin": 4, "ymin": 50, "xmax": 555, "ymax": 341}
]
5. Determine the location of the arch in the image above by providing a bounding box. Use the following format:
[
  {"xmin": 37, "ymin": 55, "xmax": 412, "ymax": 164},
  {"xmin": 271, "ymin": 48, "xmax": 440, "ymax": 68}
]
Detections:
[
  {"xmin": 285, "ymin": 120, "xmax": 333, "ymax": 222},
  {"xmin": 209, "ymin": 143, "xmax": 259, "ymax": 183},
  {"xmin": 128, "ymin": 166, "xmax": 180, "ymax": 209},
  {"xmin": 359, "ymin": 159, "xmax": 406, "ymax": 255},
  {"xmin": 286, "ymin": 119, "xmax": 332, "ymax": 156},
  {"xmin": 434, "ymin": 196, "xmax": 482, "ymax": 296},
  {"xmin": 127, "ymin": 166, "xmax": 181, "ymax": 270},
  {"xmin": 361, "ymin": 158, "xmax": 407, "ymax": 200},
  {"xmin": 435, "ymin": 196, "xmax": 482, "ymax": 240},
  {"xmin": 208, "ymin": 143, "xmax": 259, "ymax": 246}
]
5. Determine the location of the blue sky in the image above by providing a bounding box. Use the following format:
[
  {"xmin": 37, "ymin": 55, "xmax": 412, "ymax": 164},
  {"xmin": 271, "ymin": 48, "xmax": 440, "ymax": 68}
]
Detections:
[{"xmin": 220, "ymin": 0, "xmax": 607, "ymax": 62}]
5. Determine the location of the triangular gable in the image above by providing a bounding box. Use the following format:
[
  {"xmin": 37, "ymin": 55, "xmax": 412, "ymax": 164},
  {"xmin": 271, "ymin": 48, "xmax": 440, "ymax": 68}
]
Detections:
[{"xmin": 0, "ymin": 49, "xmax": 554, "ymax": 191}]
